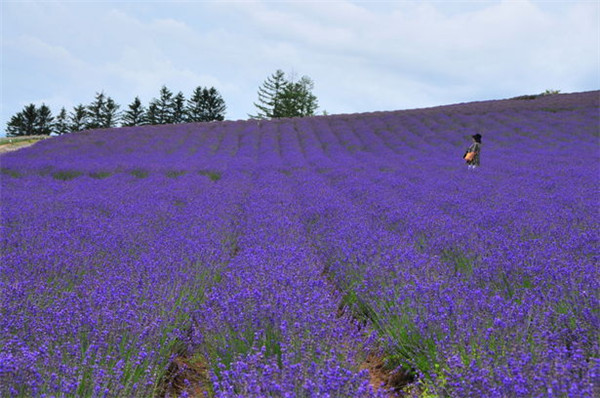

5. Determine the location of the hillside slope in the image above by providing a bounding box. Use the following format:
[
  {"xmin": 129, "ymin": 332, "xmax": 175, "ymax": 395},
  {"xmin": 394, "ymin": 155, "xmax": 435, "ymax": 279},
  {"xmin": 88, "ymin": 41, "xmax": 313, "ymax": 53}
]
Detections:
[
  {"xmin": 2, "ymin": 90, "xmax": 598, "ymax": 173},
  {"xmin": 1, "ymin": 91, "xmax": 598, "ymax": 397}
]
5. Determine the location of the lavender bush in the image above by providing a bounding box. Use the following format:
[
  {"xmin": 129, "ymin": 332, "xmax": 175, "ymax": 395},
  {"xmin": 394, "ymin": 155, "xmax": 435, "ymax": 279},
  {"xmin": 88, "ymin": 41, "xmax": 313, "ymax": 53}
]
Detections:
[{"xmin": 1, "ymin": 91, "xmax": 598, "ymax": 397}]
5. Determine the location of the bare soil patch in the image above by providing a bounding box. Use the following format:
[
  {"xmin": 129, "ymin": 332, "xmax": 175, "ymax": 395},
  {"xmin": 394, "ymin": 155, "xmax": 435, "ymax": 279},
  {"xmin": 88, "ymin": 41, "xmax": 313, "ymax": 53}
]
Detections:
[
  {"xmin": 163, "ymin": 355, "xmax": 211, "ymax": 397},
  {"xmin": 360, "ymin": 353, "xmax": 419, "ymax": 397}
]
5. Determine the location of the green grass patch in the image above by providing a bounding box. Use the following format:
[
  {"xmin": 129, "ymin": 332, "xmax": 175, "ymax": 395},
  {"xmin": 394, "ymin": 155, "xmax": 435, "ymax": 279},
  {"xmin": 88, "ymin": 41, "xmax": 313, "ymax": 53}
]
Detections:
[
  {"xmin": 129, "ymin": 169, "xmax": 149, "ymax": 178},
  {"xmin": 374, "ymin": 309, "xmax": 438, "ymax": 382},
  {"xmin": 198, "ymin": 170, "xmax": 222, "ymax": 181},
  {"xmin": 339, "ymin": 284, "xmax": 378, "ymax": 325},
  {"xmin": 52, "ymin": 170, "xmax": 83, "ymax": 181},
  {"xmin": 0, "ymin": 168, "xmax": 22, "ymax": 178},
  {"xmin": 166, "ymin": 170, "xmax": 187, "ymax": 178},
  {"xmin": 0, "ymin": 136, "xmax": 47, "ymax": 145},
  {"xmin": 173, "ymin": 199, "xmax": 187, "ymax": 207},
  {"xmin": 440, "ymin": 248, "xmax": 475, "ymax": 277},
  {"xmin": 541, "ymin": 107, "xmax": 572, "ymax": 113},
  {"xmin": 89, "ymin": 171, "xmax": 112, "ymax": 179},
  {"xmin": 205, "ymin": 322, "xmax": 284, "ymax": 383}
]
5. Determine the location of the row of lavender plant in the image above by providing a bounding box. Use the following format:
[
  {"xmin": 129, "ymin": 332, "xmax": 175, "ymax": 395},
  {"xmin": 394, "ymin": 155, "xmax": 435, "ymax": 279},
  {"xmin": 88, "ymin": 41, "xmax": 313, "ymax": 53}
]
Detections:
[
  {"xmin": 284, "ymin": 94, "xmax": 599, "ymax": 396},
  {"xmin": 1, "ymin": 91, "xmax": 598, "ymax": 396},
  {"xmin": 188, "ymin": 167, "xmax": 382, "ymax": 396},
  {"xmin": 1, "ymin": 168, "xmax": 253, "ymax": 396}
]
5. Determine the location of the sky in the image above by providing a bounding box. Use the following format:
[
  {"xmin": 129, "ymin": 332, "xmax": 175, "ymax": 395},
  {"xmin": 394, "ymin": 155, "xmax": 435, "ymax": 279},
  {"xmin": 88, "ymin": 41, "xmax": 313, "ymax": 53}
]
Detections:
[{"xmin": 1, "ymin": 0, "xmax": 599, "ymax": 134}]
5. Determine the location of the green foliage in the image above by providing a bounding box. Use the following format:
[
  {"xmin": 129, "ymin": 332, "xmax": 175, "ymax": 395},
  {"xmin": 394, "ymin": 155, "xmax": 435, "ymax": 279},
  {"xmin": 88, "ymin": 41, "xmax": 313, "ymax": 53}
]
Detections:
[
  {"xmin": 54, "ymin": 107, "xmax": 70, "ymax": 135},
  {"xmin": 69, "ymin": 104, "xmax": 89, "ymax": 133},
  {"xmin": 85, "ymin": 92, "xmax": 120, "ymax": 129},
  {"xmin": 374, "ymin": 304, "xmax": 438, "ymax": 381},
  {"xmin": 52, "ymin": 170, "xmax": 83, "ymax": 181},
  {"xmin": 440, "ymin": 248, "xmax": 475, "ymax": 277},
  {"xmin": 250, "ymin": 69, "xmax": 287, "ymax": 119},
  {"xmin": 129, "ymin": 169, "xmax": 149, "ymax": 178},
  {"xmin": 279, "ymin": 76, "xmax": 318, "ymax": 118},
  {"xmin": 511, "ymin": 89, "xmax": 561, "ymax": 101},
  {"xmin": 198, "ymin": 169, "xmax": 222, "ymax": 181},
  {"xmin": 147, "ymin": 86, "xmax": 174, "ymax": 125},
  {"xmin": 89, "ymin": 171, "xmax": 112, "ymax": 179},
  {"xmin": 172, "ymin": 91, "xmax": 187, "ymax": 124},
  {"xmin": 339, "ymin": 283, "xmax": 378, "ymax": 324},
  {"xmin": 203, "ymin": 322, "xmax": 283, "ymax": 382},
  {"xmin": 7, "ymin": 84, "xmax": 228, "ymax": 135},
  {"xmin": 187, "ymin": 86, "xmax": 227, "ymax": 122},
  {"xmin": 543, "ymin": 89, "xmax": 561, "ymax": 95},
  {"xmin": 121, "ymin": 97, "xmax": 147, "ymax": 127},
  {"xmin": 166, "ymin": 170, "xmax": 187, "ymax": 178},
  {"xmin": 6, "ymin": 103, "xmax": 54, "ymax": 137},
  {"xmin": 511, "ymin": 94, "xmax": 539, "ymax": 101},
  {"xmin": 251, "ymin": 69, "xmax": 318, "ymax": 119},
  {"xmin": 0, "ymin": 168, "xmax": 22, "ymax": 178}
]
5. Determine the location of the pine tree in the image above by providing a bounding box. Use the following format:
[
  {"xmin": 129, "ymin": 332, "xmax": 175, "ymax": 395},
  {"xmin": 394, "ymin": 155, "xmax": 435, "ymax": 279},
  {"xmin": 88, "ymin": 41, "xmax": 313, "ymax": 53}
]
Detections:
[
  {"xmin": 122, "ymin": 97, "xmax": 147, "ymax": 127},
  {"xmin": 84, "ymin": 92, "xmax": 120, "ymax": 129},
  {"xmin": 250, "ymin": 69, "xmax": 288, "ymax": 119},
  {"xmin": 35, "ymin": 104, "xmax": 54, "ymax": 135},
  {"xmin": 148, "ymin": 86, "xmax": 175, "ymax": 125},
  {"xmin": 203, "ymin": 87, "xmax": 226, "ymax": 121},
  {"xmin": 69, "ymin": 104, "xmax": 88, "ymax": 132},
  {"xmin": 6, "ymin": 105, "xmax": 32, "ymax": 136},
  {"xmin": 103, "ymin": 97, "xmax": 120, "ymax": 128},
  {"xmin": 146, "ymin": 102, "xmax": 160, "ymax": 125},
  {"xmin": 21, "ymin": 104, "xmax": 39, "ymax": 135},
  {"xmin": 86, "ymin": 92, "xmax": 107, "ymax": 129},
  {"xmin": 187, "ymin": 86, "xmax": 226, "ymax": 122},
  {"xmin": 172, "ymin": 91, "xmax": 187, "ymax": 124},
  {"xmin": 5, "ymin": 103, "xmax": 55, "ymax": 136},
  {"xmin": 54, "ymin": 107, "xmax": 70, "ymax": 135},
  {"xmin": 6, "ymin": 113, "xmax": 26, "ymax": 137},
  {"xmin": 186, "ymin": 86, "xmax": 205, "ymax": 122}
]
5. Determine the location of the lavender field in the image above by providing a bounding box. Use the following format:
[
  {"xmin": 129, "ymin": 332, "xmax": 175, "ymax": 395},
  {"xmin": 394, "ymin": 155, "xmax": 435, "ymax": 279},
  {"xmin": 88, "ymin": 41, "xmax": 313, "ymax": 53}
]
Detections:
[{"xmin": 1, "ymin": 91, "xmax": 599, "ymax": 397}]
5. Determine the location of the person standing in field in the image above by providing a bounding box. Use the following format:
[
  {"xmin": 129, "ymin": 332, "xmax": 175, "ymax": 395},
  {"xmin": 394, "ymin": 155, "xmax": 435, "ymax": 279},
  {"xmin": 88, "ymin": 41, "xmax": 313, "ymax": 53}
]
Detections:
[{"xmin": 464, "ymin": 133, "xmax": 482, "ymax": 169}]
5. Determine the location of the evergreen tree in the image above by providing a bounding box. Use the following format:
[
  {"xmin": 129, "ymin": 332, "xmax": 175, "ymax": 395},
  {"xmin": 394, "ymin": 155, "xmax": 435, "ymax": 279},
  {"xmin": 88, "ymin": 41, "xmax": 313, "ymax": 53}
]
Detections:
[
  {"xmin": 148, "ymin": 86, "xmax": 175, "ymax": 124},
  {"xmin": 121, "ymin": 97, "xmax": 147, "ymax": 127},
  {"xmin": 251, "ymin": 70, "xmax": 318, "ymax": 119},
  {"xmin": 6, "ymin": 113, "xmax": 26, "ymax": 137},
  {"xmin": 186, "ymin": 86, "xmax": 205, "ymax": 122},
  {"xmin": 35, "ymin": 104, "xmax": 54, "ymax": 135},
  {"xmin": 6, "ymin": 103, "xmax": 54, "ymax": 136},
  {"xmin": 202, "ymin": 87, "xmax": 226, "ymax": 121},
  {"xmin": 172, "ymin": 91, "xmax": 187, "ymax": 124},
  {"xmin": 280, "ymin": 76, "xmax": 318, "ymax": 118},
  {"xmin": 21, "ymin": 104, "xmax": 40, "ymax": 134},
  {"xmin": 250, "ymin": 69, "xmax": 288, "ymax": 119},
  {"xmin": 36, "ymin": 104, "xmax": 54, "ymax": 135},
  {"xmin": 54, "ymin": 107, "xmax": 70, "ymax": 135},
  {"xmin": 103, "ymin": 97, "xmax": 120, "ymax": 128},
  {"xmin": 69, "ymin": 104, "xmax": 88, "ymax": 132},
  {"xmin": 187, "ymin": 86, "xmax": 226, "ymax": 122},
  {"xmin": 85, "ymin": 92, "xmax": 120, "ymax": 129},
  {"xmin": 146, "ymin": 102, "xmax": 160, "ymax": 125},
  {"xmin": 86, "ymin": 92, "xmax": 107, "ymax": 129}
]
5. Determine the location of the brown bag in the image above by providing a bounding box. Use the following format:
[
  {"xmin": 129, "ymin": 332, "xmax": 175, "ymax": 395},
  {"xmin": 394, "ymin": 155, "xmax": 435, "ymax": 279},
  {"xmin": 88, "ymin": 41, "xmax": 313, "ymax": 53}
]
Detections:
[{"xmin": 464, "ymin": 152, "xmax": 476, "ymax": 161}]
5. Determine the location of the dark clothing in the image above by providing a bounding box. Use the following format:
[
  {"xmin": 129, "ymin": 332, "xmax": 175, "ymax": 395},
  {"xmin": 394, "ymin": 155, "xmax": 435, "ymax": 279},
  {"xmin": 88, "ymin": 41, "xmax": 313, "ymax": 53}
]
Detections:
[{"xmin": 465, "ymin": 142, "xmax": 481, "ymax": 166}]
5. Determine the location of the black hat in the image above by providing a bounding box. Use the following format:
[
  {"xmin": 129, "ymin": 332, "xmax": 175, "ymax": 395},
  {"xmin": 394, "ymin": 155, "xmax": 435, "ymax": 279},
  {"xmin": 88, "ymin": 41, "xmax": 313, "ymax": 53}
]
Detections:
[{"xmin": 472, "ymin": 134, "xmax": 482, "ymax": 143}]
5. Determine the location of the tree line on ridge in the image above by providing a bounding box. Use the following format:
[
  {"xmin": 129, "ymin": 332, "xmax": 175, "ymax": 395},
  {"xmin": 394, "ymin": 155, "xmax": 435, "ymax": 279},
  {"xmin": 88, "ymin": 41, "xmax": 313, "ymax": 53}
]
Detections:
[{"xmin": 6, "ymin": 70, "xmax": 319, "ymax": 137}]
